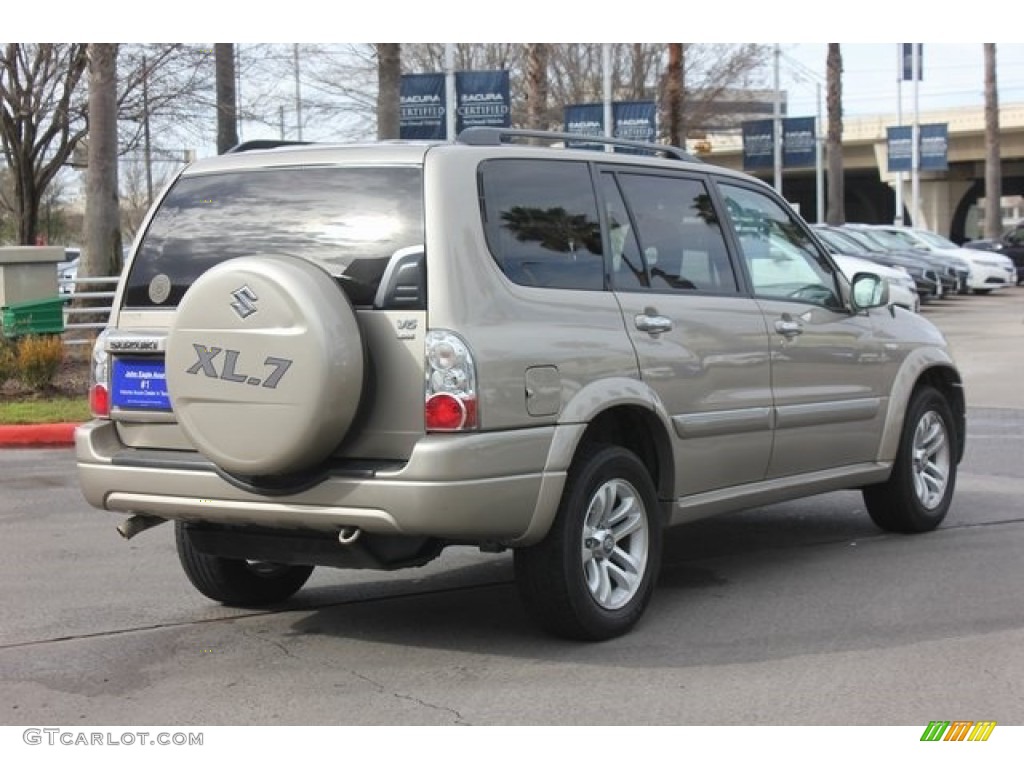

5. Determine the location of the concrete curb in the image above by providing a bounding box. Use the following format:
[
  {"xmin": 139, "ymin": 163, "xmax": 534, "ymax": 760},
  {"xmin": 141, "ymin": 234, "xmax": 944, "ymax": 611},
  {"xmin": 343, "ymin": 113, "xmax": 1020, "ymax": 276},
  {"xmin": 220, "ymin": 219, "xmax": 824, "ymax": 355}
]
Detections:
[{"xmin": 0, "ymin": 422, "xmax": 78, "ymax": 447}]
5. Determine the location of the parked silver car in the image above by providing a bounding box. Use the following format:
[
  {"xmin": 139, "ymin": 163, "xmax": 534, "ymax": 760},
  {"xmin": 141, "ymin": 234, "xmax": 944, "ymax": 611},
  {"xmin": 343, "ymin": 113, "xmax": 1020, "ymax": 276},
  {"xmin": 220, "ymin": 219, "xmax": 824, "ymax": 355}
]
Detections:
[
  {"xmin": 76, "ymin": 129, "xmax": 965, "ymax": 640},
  {"xmin": 875, "ymin": 225, "xmax": 1015, "ymax": 294}
]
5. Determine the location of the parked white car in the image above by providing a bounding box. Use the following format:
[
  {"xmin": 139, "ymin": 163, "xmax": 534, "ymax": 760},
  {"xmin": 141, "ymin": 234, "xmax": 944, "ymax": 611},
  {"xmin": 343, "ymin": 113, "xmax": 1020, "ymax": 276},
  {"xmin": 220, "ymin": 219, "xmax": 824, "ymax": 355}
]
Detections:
[
  {"xmin": 877, "ymin": 226, "xmax": 1015, "ymax": 294},
  {"xmin": 832, "ymin": 252, "xmax": 921, "ymax": 313}
]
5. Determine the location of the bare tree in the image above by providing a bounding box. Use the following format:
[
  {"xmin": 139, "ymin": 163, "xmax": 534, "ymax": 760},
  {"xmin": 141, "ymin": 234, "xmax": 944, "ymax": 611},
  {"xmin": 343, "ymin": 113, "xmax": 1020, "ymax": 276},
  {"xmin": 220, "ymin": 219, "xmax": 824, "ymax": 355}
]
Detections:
[
  {"xmin": 116, "ymin": 45, "xmax": 215, "ymax": 168},
  {"xmin": 984, "ymin": 43, "xmax": 1001, "ymax": 239},
  {"xmin": 825, "ymin": 43, "xmax": 845, "ymax": 226},
  {"xmin": 0, "ymin": 43, "xmax": 89, "ymax": 244},
  {"xmin": 215, "ymin": 44, "xmax": 238, "ymax": 154},
  {"xmin": 376, "ymin": 44, "xmax": 401, "ymax": 140},
  {"xmin": 120, "ymin": 154, "xmax": 172, "ymax": 242},
  {"xmin": 84, "ymin": 44, "xmax": 121, "ymax": 280}
]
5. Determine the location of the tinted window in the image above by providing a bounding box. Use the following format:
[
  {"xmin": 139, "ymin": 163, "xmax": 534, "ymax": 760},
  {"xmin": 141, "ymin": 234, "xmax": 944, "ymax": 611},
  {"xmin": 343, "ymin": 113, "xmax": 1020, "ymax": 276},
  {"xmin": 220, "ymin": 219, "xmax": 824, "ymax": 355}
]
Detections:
[
  {"xmin": 480, "ymin": 159, "xmax": 604, "ymax": 290},
  {"xmin": 719, "ymin": 183, "xmax": 840, "ymax": 308},
  {"xmin": 614, "ymin": 172, "xmax": 738, "ymax": 294},
  {"xmin": 124, "ymin": 166, "xmax": 424, "ymax": 308}
]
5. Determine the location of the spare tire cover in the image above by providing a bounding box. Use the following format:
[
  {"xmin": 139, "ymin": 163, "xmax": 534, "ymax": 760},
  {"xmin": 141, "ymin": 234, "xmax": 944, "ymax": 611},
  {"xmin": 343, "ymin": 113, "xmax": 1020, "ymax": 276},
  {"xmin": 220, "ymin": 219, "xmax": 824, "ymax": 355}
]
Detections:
[{"xmin": 165, "ymin": 255, "xmax": 364, "ymax": 475}]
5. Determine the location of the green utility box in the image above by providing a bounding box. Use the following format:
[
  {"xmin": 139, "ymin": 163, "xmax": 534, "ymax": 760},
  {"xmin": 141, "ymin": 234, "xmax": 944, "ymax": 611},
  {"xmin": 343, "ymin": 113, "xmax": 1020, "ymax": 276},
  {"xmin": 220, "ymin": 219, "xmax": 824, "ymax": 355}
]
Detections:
[{"xmin": 1, "ymin": 296, "xmax": 65, "ymax": 338}]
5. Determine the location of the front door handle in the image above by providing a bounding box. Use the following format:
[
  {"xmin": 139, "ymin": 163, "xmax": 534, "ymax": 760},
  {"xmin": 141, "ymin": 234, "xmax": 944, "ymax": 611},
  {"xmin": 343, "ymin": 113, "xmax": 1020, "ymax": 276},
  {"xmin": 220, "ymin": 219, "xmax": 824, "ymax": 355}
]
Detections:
[
  {"xmin": 635, "ymin": 313, "xmax": 673, "ymax": 335},
  {"xmin": 774, "ymin": 318, "xmax": 804, "ymax": 338}
]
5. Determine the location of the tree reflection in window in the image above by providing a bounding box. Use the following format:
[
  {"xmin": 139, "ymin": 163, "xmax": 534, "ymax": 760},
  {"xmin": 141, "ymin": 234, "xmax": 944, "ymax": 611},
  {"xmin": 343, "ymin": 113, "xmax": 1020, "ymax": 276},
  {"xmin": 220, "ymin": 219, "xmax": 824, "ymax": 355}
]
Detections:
[
  {"xmin": 500, "ymin": 206, "xmax": 602, "ymax": 257},
  {"xmin": 480, "ymin": 159, "xmax": 605, "ymax": 290}
]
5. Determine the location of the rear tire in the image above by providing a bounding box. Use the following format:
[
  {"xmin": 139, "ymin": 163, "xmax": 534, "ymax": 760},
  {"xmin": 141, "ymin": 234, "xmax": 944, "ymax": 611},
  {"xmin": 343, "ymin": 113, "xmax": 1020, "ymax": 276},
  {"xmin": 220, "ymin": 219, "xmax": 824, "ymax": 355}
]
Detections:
[
  {"xmin": 863, "ymin": 386, "xmax": 957, "ymax": 533},
  {"xmin": 515, "ymin": 445, "xmax": 662, "ymax": 641},
  {"xmin": 175, "ymin": 522, "xmax": 313, "ymax": 606}
]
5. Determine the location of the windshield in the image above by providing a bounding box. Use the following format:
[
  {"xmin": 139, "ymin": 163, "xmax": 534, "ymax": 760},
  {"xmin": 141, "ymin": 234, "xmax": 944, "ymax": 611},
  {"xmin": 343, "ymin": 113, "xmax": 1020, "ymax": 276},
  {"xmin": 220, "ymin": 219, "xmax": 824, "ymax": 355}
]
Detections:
[
  {"xmin": 124, "ymin": 166, "xmax": 424, "ymax": 308},
  {"xmin": 840, "ymin": 229, "xmax": 886, "ymax": 253},
  {"xmin": 867, "ymin": 228, "xmax": 916, "ymax": 250},
  {"xmin": 915, "ymin": 230, "xmax": 956, "ymax": 248},
  {"xmin": 816, "ymin": 228, "xmax": 859, "ymax": 253},
  {"xmin": 884, "ymin": 229, "xmax": 921, "ymax": 248}
]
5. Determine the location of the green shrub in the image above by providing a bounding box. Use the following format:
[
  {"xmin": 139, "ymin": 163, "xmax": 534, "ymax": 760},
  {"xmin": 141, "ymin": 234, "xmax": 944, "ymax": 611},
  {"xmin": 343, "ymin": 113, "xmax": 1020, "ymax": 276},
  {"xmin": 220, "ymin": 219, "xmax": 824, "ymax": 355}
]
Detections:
[{"xmin": 16, "ymin": 334, "xmax": 64, "ymax": 390}]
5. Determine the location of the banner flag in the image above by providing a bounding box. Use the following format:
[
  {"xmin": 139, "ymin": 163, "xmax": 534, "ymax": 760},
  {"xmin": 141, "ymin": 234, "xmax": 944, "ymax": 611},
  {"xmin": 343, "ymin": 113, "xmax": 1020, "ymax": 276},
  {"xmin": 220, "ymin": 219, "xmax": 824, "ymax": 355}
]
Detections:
[{"xmin": 400, "ymin": 73, "xmax": 446, "ymax": 140}]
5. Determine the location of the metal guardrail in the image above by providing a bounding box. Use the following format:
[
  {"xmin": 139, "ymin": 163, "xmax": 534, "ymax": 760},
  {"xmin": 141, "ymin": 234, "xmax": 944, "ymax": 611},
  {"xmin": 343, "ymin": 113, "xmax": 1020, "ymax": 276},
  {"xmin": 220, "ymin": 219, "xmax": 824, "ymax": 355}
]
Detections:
[{"xmin": 61, "ymin": 275, "xmax": 119, "ymax": 345}]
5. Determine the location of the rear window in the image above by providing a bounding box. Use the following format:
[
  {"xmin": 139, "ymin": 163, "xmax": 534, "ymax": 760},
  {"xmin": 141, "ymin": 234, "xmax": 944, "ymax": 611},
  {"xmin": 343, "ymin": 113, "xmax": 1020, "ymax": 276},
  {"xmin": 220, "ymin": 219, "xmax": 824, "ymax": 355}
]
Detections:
[{"xmin": 123, "ymin": 166, "xmax": 424, "ymax": 308}]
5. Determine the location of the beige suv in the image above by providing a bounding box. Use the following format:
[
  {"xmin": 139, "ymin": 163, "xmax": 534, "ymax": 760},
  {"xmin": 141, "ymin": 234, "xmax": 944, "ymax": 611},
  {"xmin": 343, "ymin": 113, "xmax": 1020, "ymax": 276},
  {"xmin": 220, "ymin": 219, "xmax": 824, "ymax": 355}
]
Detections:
[{"xmin": 76, "ymin": 128, "xmax": 965, "ymax": 640}]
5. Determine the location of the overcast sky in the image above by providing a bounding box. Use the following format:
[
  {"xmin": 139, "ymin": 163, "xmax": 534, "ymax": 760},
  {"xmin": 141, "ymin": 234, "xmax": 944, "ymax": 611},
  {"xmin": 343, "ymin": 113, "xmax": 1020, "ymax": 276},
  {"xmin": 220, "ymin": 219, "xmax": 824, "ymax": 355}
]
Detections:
[{"xmin": 779, "ymin": 44, "xmax": 1024, "ymax": 119}]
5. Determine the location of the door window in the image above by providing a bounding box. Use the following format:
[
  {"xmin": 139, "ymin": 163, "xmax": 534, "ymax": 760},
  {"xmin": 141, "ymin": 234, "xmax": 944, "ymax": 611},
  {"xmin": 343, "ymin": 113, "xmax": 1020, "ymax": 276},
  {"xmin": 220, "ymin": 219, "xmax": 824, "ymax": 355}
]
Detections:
[{"xmin": 719, "ymin": 183, "xmax": 841, "ymax": 308}]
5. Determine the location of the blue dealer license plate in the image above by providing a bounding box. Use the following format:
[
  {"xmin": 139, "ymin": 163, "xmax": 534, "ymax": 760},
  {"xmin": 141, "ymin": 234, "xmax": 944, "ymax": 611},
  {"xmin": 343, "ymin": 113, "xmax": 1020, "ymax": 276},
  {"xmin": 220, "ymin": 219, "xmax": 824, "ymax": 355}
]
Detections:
[{"xmin": 111, "ymin": 358, "xmax": 170, "ymax": 411}]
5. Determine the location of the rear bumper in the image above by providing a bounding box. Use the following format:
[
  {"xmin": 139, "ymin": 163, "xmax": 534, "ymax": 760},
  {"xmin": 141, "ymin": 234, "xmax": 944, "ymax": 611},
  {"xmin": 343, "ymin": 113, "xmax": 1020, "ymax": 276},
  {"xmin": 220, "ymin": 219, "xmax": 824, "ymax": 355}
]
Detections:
[{"xmin": 75, "ymin": 420, "xmax": 569, "ymax": 546}]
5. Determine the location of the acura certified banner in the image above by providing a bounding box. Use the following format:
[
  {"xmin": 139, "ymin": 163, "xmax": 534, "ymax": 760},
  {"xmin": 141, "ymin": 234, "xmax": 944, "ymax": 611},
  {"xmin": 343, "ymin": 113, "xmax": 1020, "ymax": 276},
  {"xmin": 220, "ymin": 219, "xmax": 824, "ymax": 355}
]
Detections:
[
  {"xmin": 564, "ymin": 103, "xmax": 605, "ymax": 150},
  {"xmin": 887, "ymin": 123, "xmax": 948, "ymax": 172},
  {"xmin": 400, "ymin": 73, "xmax": 446, "ymax": 140},
  {"xmin": 742, "ymin": 117, "xmax": 816, "ymax": 170},
  {"xmin": 742, "ymin": 119, "xmax": 774, "ymax": 170},
  {"xmin": 782, "ymin": 116, "xmax": 816, "ymax": 169},
  {"xmin": 564, "ymin": 101, "xmax": 657, "ymax": 151},
  {"xmin": 919, "ymin": 123, "xmax": 949, "ymax": 171},
  {"xmin": 612, "ymin": 101, "xmax": 657, "ymax": 152},
  {"xmin": 455, "ymin": 70, "xmax": 511, "ymax": 133}
]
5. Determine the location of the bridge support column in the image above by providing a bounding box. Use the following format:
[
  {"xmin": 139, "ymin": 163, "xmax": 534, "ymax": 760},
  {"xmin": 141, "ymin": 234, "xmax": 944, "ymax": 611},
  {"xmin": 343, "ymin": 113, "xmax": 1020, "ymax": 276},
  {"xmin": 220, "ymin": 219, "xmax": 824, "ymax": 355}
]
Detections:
[{"xmin": 885, "ymin": 175, "xmax": 973, "ymax": 237}]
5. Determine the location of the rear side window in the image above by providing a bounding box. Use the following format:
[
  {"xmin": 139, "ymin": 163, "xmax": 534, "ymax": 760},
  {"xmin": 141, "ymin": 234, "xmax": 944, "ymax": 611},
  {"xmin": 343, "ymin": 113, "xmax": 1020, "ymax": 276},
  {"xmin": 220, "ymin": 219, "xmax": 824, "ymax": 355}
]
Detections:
[
  {"xmin": 479, "ymin": 159, "xmax": 604, "ymax": 290},
  {"xmin": 124, "ymin": 166, "xmax": 424, "ymax": 308}
]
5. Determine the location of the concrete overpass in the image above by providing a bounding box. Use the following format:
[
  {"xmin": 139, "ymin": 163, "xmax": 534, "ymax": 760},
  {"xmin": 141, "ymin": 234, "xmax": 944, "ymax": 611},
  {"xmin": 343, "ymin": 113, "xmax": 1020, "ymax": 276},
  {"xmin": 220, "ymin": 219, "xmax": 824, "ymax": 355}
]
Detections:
[{"xmin": 699, "ymin": 103, "xmax": 1024, "ymax": 242}]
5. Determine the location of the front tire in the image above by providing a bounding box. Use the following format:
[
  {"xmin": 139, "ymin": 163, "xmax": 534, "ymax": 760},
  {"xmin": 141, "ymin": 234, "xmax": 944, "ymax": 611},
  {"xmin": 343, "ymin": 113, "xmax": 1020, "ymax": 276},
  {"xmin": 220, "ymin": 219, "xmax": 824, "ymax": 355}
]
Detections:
[
  {"xmin": 515, "ymin": 445, "xmax": 662, "ymax": 641},
  {"xmin": 863, "ymin": 386, "xmax": 957, "ymax": 533},
  {"xmin": 175, "ymin": 522, "xmax": 314, "ymax": 606}
]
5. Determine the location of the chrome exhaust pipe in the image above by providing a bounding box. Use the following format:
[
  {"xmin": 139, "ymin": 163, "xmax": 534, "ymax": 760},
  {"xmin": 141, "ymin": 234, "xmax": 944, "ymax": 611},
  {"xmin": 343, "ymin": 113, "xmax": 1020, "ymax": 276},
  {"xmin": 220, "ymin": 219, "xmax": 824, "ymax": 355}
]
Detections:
[{"xmin": 117, "ymin": 514, "xmax": 167, "ymax": 540}]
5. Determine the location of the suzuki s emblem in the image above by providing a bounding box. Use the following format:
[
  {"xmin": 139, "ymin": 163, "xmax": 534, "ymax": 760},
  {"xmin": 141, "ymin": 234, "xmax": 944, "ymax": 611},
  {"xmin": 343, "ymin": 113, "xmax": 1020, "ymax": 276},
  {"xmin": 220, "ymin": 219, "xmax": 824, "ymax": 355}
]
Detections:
[{"xmin": 230, "ymin": 285, "xmax": 259, "ymax": 319}]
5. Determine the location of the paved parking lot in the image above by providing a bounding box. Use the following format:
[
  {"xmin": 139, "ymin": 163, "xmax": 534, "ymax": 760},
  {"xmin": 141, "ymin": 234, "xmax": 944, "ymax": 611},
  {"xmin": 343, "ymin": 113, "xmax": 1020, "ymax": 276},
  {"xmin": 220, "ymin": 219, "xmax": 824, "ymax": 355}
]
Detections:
[{"xmin": 0, "ymin": 287, "xmax": 1022, "ymax": 736}]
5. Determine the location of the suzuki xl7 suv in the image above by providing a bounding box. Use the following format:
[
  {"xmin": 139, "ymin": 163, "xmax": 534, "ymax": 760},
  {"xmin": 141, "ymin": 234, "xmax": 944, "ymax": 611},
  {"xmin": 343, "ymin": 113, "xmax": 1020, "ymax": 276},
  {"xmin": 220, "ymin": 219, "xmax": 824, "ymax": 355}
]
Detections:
[{"xmin": 76, "ymin": 128, "xmax": 965, "ymax": 640}]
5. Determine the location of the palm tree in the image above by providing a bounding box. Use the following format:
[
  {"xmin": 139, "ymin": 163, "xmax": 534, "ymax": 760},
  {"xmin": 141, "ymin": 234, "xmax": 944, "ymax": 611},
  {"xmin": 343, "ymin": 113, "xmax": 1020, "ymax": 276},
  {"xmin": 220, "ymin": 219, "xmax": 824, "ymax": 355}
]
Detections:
[
  {"xmin": 376, "ymin": 44, "xmax": 400, "ymax": 140},
  {"xmin": 525, "ymin": 44, "xmax": 549, "ymax": 130},
  {"xmin": 984, "ymin": 43, "xmax": 1001, "ymax": 239},
  {"xmin": 665, "ymin": 44, "xmax": 683, "ymax": 147},
  {"xmin": 825, "ymin": 43, "xmax": 845, "ymax": 225}
]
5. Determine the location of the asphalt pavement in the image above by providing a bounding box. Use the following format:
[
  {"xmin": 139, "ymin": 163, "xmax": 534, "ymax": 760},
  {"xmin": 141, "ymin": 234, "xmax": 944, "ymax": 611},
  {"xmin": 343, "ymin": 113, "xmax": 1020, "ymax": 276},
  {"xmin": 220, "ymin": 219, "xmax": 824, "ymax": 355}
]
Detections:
[{"xmin": 0, "ymin": 287, "xmax": 1022, "ymax": 734}]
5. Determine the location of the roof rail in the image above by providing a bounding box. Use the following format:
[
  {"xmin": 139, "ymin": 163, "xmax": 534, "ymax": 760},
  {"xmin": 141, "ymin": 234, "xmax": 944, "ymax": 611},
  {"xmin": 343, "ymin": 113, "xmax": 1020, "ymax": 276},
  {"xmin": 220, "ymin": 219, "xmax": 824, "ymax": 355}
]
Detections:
[
  {"xmin": 456, "ymin": 126, "xmax": 700, "ymax": 162},
  {"xmin": 225, "ymin": 139, "xmax": 314, "ymax": 154}
]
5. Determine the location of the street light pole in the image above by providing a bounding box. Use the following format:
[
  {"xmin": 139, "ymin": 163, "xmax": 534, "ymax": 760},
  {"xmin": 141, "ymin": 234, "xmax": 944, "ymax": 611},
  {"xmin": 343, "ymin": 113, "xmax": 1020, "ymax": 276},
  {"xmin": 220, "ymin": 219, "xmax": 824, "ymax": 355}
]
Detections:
[
  {"xmin": 293, "ymin": 44, "xmax": 303, "ymax": 141},
  {"xmin": 603, "ymin": 44, "xmax": 613, "ymax": 150},
  {"xmin": 773, "ymin": 44, "xmax": 783, "ymax": 194},
  {"xmin": 895, "ymin": 45, "xmax": 904, "ymax": 225},
  {"xmin": 911, "ymin": 44, "xmax": 921, "ymax": 227},
  {"xmin": 445, "ymin": 43, "xmax": 457, "ymax": 140}
]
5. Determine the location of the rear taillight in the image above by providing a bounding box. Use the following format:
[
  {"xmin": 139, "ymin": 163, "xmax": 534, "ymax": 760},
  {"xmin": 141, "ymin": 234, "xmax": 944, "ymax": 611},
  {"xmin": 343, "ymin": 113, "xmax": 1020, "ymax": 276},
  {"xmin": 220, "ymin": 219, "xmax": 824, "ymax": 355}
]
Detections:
[
  {"xmin": 425, "ymin": 330, "xmax": 477, "ymax": 432},
  {"xmin": 89, "ymin": 329, "xmax": 110, "ymax": 418}
]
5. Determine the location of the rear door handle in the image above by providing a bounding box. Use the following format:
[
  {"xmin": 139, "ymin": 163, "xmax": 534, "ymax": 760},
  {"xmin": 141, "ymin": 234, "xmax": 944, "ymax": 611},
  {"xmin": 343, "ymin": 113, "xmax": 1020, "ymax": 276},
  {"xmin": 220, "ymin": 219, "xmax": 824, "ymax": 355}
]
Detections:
[{"xmin": 635, "ymin": 313, "xmax": 673, "ymax": 335}]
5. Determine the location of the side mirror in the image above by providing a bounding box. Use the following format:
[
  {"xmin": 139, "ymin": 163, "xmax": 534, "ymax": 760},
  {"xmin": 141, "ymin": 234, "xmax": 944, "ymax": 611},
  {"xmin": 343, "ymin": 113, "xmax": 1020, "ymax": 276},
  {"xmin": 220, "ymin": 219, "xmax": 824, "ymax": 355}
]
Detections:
[{"xmin": 850, "ymin": 272, "xmax": 889, "ymax": 311}]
